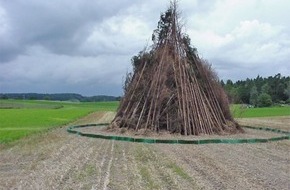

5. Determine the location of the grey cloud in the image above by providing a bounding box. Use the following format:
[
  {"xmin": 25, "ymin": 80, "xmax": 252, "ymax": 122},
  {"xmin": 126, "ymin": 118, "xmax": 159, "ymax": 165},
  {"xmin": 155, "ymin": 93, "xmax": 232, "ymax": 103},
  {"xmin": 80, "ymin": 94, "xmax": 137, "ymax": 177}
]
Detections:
[
  {"xmin": 0, "ymin": 0, "xmax": 139, "ymax": 63},
  {"xmin": 0, "ymin": 42, "xmax": 21, "ymax": 62},
  {"xmin": 0, "ymin": 0, "xmax": 289, "ymax": 96},
  {"xmin": 0, "ymin": 46, "xmax": 131, "ymax": 95}
]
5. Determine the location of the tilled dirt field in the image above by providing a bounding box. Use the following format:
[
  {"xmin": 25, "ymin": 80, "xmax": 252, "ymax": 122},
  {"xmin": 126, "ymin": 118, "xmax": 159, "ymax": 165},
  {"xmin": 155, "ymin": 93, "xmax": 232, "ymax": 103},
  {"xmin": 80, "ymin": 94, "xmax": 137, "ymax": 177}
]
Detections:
[{"xmin": 0, "ymin": 112, "xmax": 289, "ymax": 190}]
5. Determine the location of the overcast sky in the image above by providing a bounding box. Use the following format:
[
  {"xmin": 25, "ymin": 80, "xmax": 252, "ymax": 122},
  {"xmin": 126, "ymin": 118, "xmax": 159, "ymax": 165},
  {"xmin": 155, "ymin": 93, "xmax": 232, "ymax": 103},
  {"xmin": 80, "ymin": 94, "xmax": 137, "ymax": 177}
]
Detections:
[{"xmin": 0, "ymin": 0, "xmax": 289, "ymax": 96}]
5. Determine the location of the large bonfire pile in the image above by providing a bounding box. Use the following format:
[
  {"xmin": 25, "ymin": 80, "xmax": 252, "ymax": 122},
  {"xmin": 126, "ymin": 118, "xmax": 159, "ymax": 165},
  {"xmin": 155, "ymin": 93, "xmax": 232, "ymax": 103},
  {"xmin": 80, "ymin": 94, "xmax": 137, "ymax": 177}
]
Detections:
[{"xmin": 110, "ymin": 1, "xmax": 242, "ymax": 135}]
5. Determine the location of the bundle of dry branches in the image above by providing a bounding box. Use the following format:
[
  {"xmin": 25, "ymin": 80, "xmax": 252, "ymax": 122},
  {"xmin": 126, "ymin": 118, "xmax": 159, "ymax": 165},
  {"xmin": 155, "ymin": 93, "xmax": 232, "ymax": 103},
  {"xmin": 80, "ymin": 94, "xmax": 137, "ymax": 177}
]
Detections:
[{"xmin": 110, "ymin": 1, "xmax": 242, "ymax": 135}]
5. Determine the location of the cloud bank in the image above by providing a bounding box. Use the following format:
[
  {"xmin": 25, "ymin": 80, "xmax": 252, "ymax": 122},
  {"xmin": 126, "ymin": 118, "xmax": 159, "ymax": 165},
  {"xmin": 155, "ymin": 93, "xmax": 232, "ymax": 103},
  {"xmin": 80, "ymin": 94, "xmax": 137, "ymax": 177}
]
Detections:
[{"xmin": 0, "ymin": 0, "xmax": 289, "ymax": 95}]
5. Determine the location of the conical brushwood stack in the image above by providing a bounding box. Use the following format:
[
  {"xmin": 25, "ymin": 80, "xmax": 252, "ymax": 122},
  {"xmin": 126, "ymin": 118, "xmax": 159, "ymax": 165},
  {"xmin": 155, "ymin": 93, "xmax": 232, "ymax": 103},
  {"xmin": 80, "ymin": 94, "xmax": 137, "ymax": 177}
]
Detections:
[{"xmin": 110, "ymin": 1, "xmax": 242, "ymax": 135}]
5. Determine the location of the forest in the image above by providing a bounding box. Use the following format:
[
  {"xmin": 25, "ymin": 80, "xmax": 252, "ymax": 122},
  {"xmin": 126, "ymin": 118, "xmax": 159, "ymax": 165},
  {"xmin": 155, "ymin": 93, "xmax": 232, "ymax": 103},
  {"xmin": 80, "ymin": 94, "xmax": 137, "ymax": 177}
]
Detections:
[
  {"xmin": 221, "ymin": 73, "xmax": 290, "ymax": 107},
  {"xmin": 1, "ymin": 74, "xmax": 289, "ymax": 107},
  {"xmin": 0, "ymin": 93, "xmax": 118, "ymax": 102}
]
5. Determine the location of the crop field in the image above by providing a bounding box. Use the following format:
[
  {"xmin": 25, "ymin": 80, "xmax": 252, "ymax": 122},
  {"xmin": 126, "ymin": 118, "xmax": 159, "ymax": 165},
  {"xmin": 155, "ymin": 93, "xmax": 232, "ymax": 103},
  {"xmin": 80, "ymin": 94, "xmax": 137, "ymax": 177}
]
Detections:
[
  {"xmin": 231, "ymin": 104, "xmax": 290, "ymax": 118},
  {"xmin": 0, "ymin": 100, "xmax": 118, "ymax": 143},
  {"xmin": 1, "ymin": 100, "xmax": 289, "ymax": 144},
  {"xmin": 0, "ymin": 100, "xmax": 289, "ymax": 189}
]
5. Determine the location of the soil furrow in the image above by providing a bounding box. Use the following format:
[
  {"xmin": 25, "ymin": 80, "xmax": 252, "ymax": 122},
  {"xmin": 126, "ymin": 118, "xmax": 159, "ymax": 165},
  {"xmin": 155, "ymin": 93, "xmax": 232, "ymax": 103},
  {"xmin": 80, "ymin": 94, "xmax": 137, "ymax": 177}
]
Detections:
[
  {"xmin": 1, "ymin": 114, "xmax": 289, "ymax": 190},
  {"xmin": 91, "ymin": 140, "xmax": 112, "ymax": 190},
  {"xmin": 103, "ymin": 140, "xmax": 114, "ymax": 190}
]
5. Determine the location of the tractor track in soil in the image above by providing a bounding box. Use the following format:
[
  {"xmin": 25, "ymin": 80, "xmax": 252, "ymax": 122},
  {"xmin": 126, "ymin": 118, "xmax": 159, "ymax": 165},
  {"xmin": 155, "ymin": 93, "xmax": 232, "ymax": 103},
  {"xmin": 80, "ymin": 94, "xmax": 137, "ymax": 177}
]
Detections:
[{"xmin": 0, "ymin": 112, "xmax": 289, "ymax": 189}]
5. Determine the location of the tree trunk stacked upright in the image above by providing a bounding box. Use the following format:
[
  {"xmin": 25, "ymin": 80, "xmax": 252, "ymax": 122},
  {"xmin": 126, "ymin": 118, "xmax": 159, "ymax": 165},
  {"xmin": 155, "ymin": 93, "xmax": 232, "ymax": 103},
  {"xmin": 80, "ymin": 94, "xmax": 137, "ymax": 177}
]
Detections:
[{"xmin": 111, "ymin": 1, "xmax": 241, "ymax": 135}]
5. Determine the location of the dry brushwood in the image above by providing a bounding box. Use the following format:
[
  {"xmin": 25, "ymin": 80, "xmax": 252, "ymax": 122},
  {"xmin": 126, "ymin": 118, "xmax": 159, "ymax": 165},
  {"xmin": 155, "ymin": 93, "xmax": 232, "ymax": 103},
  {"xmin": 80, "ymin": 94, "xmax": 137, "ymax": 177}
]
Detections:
[{"xmin": 110, "ymin": 1, "xmax": 242, "ymax": 135}]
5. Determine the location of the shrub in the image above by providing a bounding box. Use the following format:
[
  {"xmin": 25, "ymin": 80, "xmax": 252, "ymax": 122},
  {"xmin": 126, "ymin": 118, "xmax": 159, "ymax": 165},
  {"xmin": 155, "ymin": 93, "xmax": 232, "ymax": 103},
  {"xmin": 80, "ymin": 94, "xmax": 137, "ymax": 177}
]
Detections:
[{"xmin": 257, "ymin": 93, "xmax": 272, "ymax": 107}]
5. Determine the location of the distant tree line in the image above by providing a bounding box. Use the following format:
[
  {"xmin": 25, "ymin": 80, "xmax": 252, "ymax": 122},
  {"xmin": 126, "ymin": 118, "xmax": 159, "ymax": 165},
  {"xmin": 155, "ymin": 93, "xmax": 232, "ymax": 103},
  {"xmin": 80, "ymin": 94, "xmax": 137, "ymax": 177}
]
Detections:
[
  {"xmin": 0, "ymin": 93, "xmax": 120, "ymax": 102},
  {"xmin": 221, "ymin": 73, "xmax": 290, "ymax": 107}
]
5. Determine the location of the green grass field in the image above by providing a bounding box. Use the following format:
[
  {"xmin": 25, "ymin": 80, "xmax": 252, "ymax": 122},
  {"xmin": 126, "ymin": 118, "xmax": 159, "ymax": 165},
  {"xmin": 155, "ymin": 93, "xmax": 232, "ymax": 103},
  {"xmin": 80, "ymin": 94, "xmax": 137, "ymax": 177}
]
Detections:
[
  {"xmin": 0, "ymin": 100, "xmax": 119, "ymax": 143},
  {"xmin": 1, "ymin": 99, "xmax": 289, "ymax": 144},
  {"xmin": 231, "ymin": 104, "xmax": 290, "ymax": 118}
]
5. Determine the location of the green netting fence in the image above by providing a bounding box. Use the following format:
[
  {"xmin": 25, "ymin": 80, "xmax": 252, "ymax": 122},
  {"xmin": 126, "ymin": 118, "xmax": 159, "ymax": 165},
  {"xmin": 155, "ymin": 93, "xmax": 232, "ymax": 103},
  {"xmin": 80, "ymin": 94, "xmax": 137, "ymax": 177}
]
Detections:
[{"xmin": 67, "ymin": 123, "xmax": 290, "ymax": 144}]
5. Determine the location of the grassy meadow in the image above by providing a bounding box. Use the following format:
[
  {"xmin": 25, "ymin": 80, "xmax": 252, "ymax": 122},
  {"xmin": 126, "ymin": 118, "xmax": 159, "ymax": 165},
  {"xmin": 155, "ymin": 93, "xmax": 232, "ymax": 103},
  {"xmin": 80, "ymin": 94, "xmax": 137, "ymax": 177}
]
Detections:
[
  {"xmin": 0, "ymin": 100, "xmax": 119, "ymax": 143},
  {"xmin": 1, "ymin": 99, "xmax": 290, "ymax": 144},
  {"xmin": 231, "ymin": 104, "xmax": 290, "ymax": 118}
]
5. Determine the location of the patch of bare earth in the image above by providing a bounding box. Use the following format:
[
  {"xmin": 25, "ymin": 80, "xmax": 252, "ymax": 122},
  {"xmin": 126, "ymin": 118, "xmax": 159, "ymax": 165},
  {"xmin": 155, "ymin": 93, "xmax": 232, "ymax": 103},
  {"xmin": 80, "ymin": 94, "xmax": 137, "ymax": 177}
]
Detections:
[
  {"xmin": 0, "ymin": 113, "xmax": 289, "ymax": 189},
  {"xmin": 236, "ymin": 116, "xmax": 290, "ymax": 131}
]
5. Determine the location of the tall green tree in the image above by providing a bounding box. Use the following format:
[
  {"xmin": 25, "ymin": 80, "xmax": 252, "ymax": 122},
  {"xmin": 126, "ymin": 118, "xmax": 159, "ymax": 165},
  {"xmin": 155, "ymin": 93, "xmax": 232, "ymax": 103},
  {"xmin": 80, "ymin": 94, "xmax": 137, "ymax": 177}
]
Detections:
[
  {"xmin": 285, "ymin": 81, "xmax": 290, "ymax": 103},
  {"xmin": 238, "ymin": 85, "xmax": 250, "ymax": 104},
  {"xmin": 249, "ymin": 85, "xmax": 258, "ymax": 106},
  {"xmin": 261, "ymin": 83, "xmax": 270, "ymax": 94}
]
